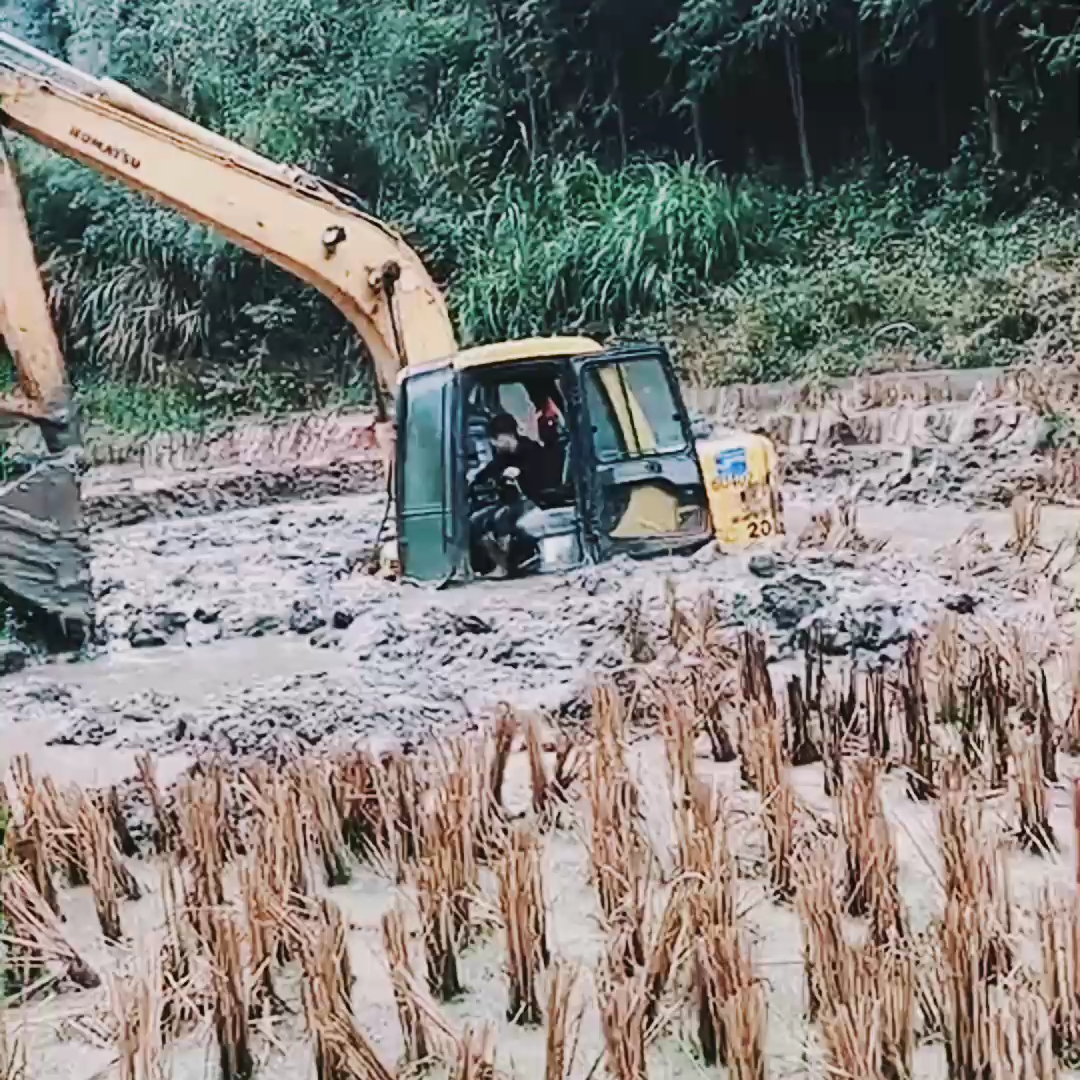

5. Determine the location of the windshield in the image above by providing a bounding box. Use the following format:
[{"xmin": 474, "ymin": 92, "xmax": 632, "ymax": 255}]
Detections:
[{"xmin": 584, "ymin": 358, "xmax": 688, "ymax": 463}]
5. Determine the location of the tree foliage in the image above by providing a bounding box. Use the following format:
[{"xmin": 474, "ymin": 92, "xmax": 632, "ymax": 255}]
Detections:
[{"xmin": 0, "ymin": 0, "xmax": 1077, "ymax": 417}]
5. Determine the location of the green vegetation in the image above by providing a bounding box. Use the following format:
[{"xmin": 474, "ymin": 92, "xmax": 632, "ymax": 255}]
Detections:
[{"xmin": 0, "ymin": 0, "xmax": 1077, "ymax": 430}]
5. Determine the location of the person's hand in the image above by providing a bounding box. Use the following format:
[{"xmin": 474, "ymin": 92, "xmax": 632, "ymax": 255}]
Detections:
[{"xmin": 502, "ymin": 466, "xmax": 521, "ymax": 481}]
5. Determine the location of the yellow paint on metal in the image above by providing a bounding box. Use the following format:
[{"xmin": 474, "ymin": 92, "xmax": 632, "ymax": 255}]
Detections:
[
  {"xmin": 596, "ymin": 364, "xmax": 656, "ymax": 452},
  {"xmin": 697, "ymin": 432, "xmax": 785, "ymax": 547},
  {"xmin": 450, "ymin": 336, "xmax": 602, "ymax": 371},
  {"xmin": 608, "ymin": 484, "xmax": 680, "ymax": 537}
]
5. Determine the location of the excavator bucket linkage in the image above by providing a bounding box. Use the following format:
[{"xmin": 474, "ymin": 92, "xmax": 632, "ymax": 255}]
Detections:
[{"xmin": 0, "ymin": 136, "xmax": 92, "ymax": 644}]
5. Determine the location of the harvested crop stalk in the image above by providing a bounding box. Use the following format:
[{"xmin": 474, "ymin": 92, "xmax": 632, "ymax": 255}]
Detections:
[
  {"xmin": 659, "ymin": 683, "xmax": 697, "ymax": 805},
  {"xmin": 107, "ymin": 787, "xmax": 139, "ymax": 858},
  {"xmin": 1038, "ymin": 888, "xmax": 1080, "ymax": 1059},
  {"xmin": 696, "ymin": 920, "xmax": 761, "ymax": 1072},
  {"xmin": 7, "ymin": 758, "xmax": 62, "ymax": 909},
  {"xmin": 0, "ymin": 1006, "xmax": 25, "ymax": 1080},
  {"xmin": 208, "ymin": 908, "xmax": 253, "ymax": 1080},
  {"xmin": 299, "ymin": 902, "xmax": 394, "ymax": 1080},
  {"xmin": 297, "ymin": 759, "xmax": 352, "ymax": 887},
  {"xmin": 382, "ymin": 903, "xmax": 430, "ymax": 1065},
  {"xmin": 489, "ymin": 705, "xmax": 518, "ymax": 813},
  {"xmin": 110, "ymin": 945, "xmax": 168, "ymax": 1080},
  {"xmin": 839, "ymin": 758, "xmax": 905, "ymax": 942},
  {"xmin": 526, "ymin": 713, "xmax": 553, "ymax": 820},
  {"xmin": 331, "ymin": 751, "xmax": 383, "ymax": 863},
  {"xmin": 417, "ymin": 856, "xmax": 463, "ymax": 1001},
  {"xmin": 452, "ymin": 1024, "xmax": 496, "ymax": 1080},
  {"xmin": 763, "ymin": 779, "xmax": 796, "ymax": 903},
  {"xmin": 1013, "ymin": 724, "xmax": 1056, "ymax": 854},
  {"xmin": 159, "ymin": 860, "xmax": 195, "ymax": 1033},
  {"xmin": 77, "ymin": 795, "xmax": 124, "ymax": 942},
  {"xmin": 136, "ymin": 752, "xmax": 177, "ymax": 854},
  {"xmin": 0, "ymin": 862, "xmax": 99, "ymax": 989},
  {"xmin": 939, "ymin": 763, "xmax": 1014, "ymax": 1080},
  {"xmin": 586, "ymin": 737, "xmax": 649, "ymax": 969},
  {"xmin": 898, "ymin": 637, "xmax": 935, "ymax": 799},
  {"xmin": 239, "ymin": 855, "xmax": 283, "ymax": 1014},
  {"xmin": 597, "ymin": 966, "xmax": 648, "ymax": 1080},
  {"xmin": 545, "ymin": 962, "xmax": 584, "ymax": 1080},
  {"xmin": 176, "ymin": 773, "xmax": 229, "ymax": 942},
  {"xmin": 796, "ymin": 841, "xmax": 912, "ymax": 1079},
  {"xmin": 496, "ymin": 825, "xmax": 548, "ymax": 1024}
]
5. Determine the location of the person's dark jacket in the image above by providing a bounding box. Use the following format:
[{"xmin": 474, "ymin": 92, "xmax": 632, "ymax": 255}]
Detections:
[{"xmin": 471, "ymin": 437, "xmax": 551, "ymax": 504}]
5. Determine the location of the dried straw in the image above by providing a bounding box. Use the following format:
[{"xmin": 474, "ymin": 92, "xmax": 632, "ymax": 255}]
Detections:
[
  {"xmin": 938, "ymin": 762, "xmax": 1014, "ymax": 1080},
  {"xmin": 898, "ymin": 637, "xmax": 935, "ymax": 799},
  {"xmin": 1012, "ymin": 722, "xmax": 1056, "ymax": 854},
  {"xmin": 296, "ymin": 759, "xmax": 353, "ymax": 887},
  {"xmin": 136, "ymin": 752, "xmax": 177, "ymax": 854},
  {"xmin": 77, "ymin": 794, "xmax": 124, "ymax": 942},
  {"xmin": 596, "ymin": 965, "xmax": 648, "ymax": 1080},
  {"xmin": 489, "ymin": 705, "xmax": 518, "ymax": 813},
  {"xmin": 452, "ymin": 1024, "xmax": 497, "ymax": 1080},
  {"xmin": 331, "ymin": 751, "xmax": 383, "ymax": 863},
  {"xmin": 1038, "ymin": 888, "xmax": 1080, "ymax": 1060},
  {"xmin": 382, "ymin": 903, "xmax": 430, "ymax": 1065},
  {"xmin": 496, "ymin": 825, "xmax": 548, "ymax": 1024},
  {"xmin": 207, "ymin": 908, "xmax": 253, "ymax": 1080},
  {"xmin": 110, "ymin": 946, "xmax": 169, "ymax": 1080},
  {"xmin": 838, "ymin": 759, "xmax": 906, "ymax": 942},
  {"xmin": 0, "ymin": 1007, "xmax": 26, "ymax": 1080},
  {"xmin": 545, "ymin": 962, "xmax": 585, "ymax": 1080},
  {"xmin": 299, "ymin": 903, "xmax": 395, "ymax": 1080},
  {"xmin": 0, "ymin": 861, "xmax": 99, "ymax": 989}
]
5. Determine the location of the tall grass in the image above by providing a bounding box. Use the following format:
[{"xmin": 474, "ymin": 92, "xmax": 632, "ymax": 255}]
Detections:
[
  {"xmin": 447, "ymin": 155, "xmax": 769, "ymax": 343},
  {"xmin": 8, "ymin": 135, "xmax": 1080, "ymax": 437}
]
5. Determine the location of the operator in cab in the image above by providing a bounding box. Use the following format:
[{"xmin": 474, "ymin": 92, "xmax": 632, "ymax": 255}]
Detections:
[{"xmin": 468, "ymin": 412, "xmax": 550, "ymax": 577}]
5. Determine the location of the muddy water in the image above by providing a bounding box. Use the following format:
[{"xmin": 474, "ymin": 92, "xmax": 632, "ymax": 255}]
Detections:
[
  {"xmin": 0, "ymin": 635, "xmax": 346, "ymax": 786},
  {"xmin": 2, "ymin": 485, "xmax": 1075, "ymax": 789}
]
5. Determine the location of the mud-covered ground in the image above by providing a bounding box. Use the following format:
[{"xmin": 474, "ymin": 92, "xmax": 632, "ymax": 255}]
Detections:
[
  {"xmin": 3, "ymin": 486, "xmax": 1077, "ymax": 785},
  {"xmin": 5, "ymin": 367, "xmax": 1080, "ymax": 780}
]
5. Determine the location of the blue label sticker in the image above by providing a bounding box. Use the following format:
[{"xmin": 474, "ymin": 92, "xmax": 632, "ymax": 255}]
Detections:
[{"xmin": 715, "ymin": 446, "xmax": 748, "ymax": 483}]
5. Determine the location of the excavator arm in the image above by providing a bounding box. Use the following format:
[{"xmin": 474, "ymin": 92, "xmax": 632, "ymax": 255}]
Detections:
[
  {"xmin": 0, "ymin": 31, "xmax": 460, "ymax": 640},
  {"xmin": 0, "ymin": 32, "xmax": 459, "ymax": 424}
]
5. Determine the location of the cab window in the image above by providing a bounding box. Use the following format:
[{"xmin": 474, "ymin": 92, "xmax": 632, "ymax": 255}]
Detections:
[{"xmin": 584, "ymin": 359, "xmax": 687, "ymax": 463}]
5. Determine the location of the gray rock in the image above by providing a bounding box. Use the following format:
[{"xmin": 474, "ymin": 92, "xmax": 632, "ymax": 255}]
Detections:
[
  {"xmin": 748, "ymin": 553, "xmax": 779, "ymax": 579},
  {"xmin": 0, "ymin": 642, "xmax": 28, "ymax": 676},
  {"xmin": 332, "ymin": 606, "xmax": 357, "ymax": 630},
  {"xmin": 128, "ymin": 620, "xmax": 167, "ymax": 648},
  {"xmin": 761, "ymin": 573, "xmax": 827, "ymax": 630},
  {"xmin": 244, "ymin": 614, "xmax": 283, "ymax": 638},
  {"xmin": 289, "ymin": 601, "xmax": 326, "ymax": 636}
]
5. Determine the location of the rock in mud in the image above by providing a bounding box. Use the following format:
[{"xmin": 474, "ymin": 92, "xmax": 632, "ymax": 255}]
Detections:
[
  {"xmin": 243, "ymin": 614, "xmax": 283, "ymax": 638},
  {"xmin": 0, "ymin": 642, "xmax": 28, "ymax": 676},
  {"xmin": 748, "ymin": 553, "xmax": 780, "ymax": 579},
  {"xmin": 945, "ymin": 592, "xmax": 978, "ymax": 614},
  {"xmin": 760, "ymin": 573, "xmax": 827, "ymax": 630},
  {"xmin": 127, "ymin": 619, "xmax": 168, "ymax": 649},
  {"xmin": 289, "ymin": 600, "xmax": 326, "ymax": 636},
  {"xmin": 331, "ymin": 606, "xmax": 357, "ymax": 630}
]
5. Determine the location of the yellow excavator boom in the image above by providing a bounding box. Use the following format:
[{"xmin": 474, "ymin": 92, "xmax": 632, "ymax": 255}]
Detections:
[
  {"xmin": 0, "ymin": 31, "xmax": 458, "ymax": 425},
  {"xmin": 0, "ymin": 31, "xmax": 462, "ymax": 637}
]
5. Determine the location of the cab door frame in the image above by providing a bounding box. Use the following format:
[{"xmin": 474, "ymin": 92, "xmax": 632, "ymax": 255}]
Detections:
[
  {"xmin": 572, "ymin": 344, "xmax": 711, "ymax": 562},
  {"xmin": 395, "ymin": 363, "xmax": 468, "ymax": 584}
]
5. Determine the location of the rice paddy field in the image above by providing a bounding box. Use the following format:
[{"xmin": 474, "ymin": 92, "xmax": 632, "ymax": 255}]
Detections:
[{"xmin": 7, "ymin": 592, "xmax": 1080, "ymax": 1080}]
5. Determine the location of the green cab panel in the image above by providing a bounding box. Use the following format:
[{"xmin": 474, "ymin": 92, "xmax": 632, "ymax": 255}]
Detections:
[{"xmin": 396, "ymin": 365, "xmax": 460, "ymax": 582}]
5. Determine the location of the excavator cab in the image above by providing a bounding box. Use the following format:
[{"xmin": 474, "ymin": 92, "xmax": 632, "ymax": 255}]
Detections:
[{"xmin": 394, "ymin": 339, "xmax": 715, "ymax": 582}]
